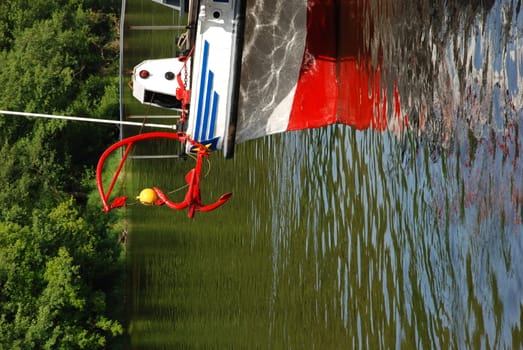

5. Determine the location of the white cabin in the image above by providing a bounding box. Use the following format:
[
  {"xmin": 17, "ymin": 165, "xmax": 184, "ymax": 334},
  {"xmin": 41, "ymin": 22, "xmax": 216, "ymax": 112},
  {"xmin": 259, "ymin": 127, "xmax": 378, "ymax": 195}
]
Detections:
[{"xmin": 132, "ymin": 58, "xmax": 189, "ymax": 110}]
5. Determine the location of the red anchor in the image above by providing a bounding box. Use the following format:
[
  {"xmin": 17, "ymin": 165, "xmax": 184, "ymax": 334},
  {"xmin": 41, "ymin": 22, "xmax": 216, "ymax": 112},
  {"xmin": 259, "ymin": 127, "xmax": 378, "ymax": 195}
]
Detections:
[
  {"xmin": 152, "ymin": 146, "xmax": 232, "ymax": 218},
  {"xmin": 96, "ymin": 132, "xmax": 232, "ymax": 218}
]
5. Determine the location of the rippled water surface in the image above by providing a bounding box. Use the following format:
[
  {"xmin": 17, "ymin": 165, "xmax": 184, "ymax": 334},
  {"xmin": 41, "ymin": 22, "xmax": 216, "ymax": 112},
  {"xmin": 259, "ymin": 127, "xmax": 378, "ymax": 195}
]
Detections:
[{"xmin": 123, "ymin": 0, "xmax": 523, "ymax": 348}]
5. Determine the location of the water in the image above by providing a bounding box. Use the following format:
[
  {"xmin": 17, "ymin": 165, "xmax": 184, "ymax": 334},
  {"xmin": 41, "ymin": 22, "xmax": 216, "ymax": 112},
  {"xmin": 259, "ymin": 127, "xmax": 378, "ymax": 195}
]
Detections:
[{"xmin": 121, "ymin": 0, "xmax": 523, "ymax": 348}]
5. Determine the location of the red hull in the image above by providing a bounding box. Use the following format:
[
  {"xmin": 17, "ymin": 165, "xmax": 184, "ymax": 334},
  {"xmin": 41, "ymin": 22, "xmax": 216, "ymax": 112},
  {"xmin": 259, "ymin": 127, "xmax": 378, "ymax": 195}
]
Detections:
[{"xmin": 287, "ymin": 0, "xmax": 402, "ymax": 132}]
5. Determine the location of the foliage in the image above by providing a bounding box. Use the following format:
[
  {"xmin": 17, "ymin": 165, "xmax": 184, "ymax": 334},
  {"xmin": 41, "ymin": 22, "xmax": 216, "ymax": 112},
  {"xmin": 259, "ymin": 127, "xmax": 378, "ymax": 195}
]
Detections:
[
  {"xmin": 0, "ymin": 200, "xmax": 125, "ymax": 349},
  {"xmin": 0, "ymin": 0, "xmax": 119, "ymax": 133},
  {"xmin": 0, "ymin": 0, "xmax": 118, "ymax": 52},
  {"xmin": 0, "ymin": 0, "xmax": 121, "ymax": 206},
  {"xmin": 0, "ymin": 0, "xmax": 126, "ymax": 348}
]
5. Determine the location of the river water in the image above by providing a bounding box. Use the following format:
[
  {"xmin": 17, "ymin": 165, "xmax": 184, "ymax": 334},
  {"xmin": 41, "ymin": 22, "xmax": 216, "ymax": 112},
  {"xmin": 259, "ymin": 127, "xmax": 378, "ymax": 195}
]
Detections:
[{"xmin": 121, "ymin": 0, "xmax": 523, "ymax": 348}]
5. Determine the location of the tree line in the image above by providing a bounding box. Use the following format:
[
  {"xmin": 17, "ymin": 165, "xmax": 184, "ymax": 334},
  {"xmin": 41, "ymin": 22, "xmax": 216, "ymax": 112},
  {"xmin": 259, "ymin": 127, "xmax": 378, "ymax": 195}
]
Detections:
[{"xmin": 0, "ymin": 0, "xmax": 127, "ymax": 348}]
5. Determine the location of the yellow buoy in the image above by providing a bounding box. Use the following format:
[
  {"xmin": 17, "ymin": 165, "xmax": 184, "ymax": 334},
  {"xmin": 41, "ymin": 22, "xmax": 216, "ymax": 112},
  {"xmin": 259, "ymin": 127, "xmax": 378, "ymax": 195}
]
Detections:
[{"xmin": 136, "ymin": 188, "xmax": 158, "ymax": 205}]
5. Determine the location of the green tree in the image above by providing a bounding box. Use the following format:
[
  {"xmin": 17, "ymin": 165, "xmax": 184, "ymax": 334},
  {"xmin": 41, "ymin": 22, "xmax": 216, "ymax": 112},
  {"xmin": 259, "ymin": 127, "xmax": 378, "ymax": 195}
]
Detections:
[
  {"xmin": 0, "ymin": 200, "xmax": 124, "ymax": 349},
  {"xmin": 0, "ymin": 1, "xmax": 125, "ymax": 348},
  {"xmin": 0, "ymin": 0, "xmax": 120, "ymax": 207},
  {"xmin": 0, "ymin": 7, "xmax": 117, "ymax": 114},
  {"xmin": 0, "ymin": 0, "xmax": 118, "ymax": 52}
]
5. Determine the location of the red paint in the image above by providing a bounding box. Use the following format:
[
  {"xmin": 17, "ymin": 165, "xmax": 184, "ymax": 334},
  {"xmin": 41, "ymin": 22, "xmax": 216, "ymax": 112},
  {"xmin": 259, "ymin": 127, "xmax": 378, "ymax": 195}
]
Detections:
[
  {"xmin": 96, "ymin": 132, "xmax": 231, "ymax": 218},
  {"xmin": 337, "ymin": 60, "xmax": 388, "ymax": 130},
  {"xmin": 287, "ymin": 0, "xmax": 338, "ymax": 130},
  {"xmin": 152, "ymin": 147, "xmax": 232, "ymax": 218},
  {"xmin": 96, "ymin": 132, "xmax": 190, "ymax": 212},
  {"xmin": 288, "ymin": 0, "xmax": 403, "ymax": 132},
  {"xmin": 336, "ymin": 0, "xmax": 387, "ymax": 130}
]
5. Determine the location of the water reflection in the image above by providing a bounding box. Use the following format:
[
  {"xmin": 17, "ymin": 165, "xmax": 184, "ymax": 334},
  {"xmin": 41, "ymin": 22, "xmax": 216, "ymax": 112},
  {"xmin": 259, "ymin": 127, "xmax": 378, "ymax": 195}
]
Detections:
[
  {"xmin": 125, "ymin": 0, "xmax": 523, "ymax": 348},
  {"xmin": 264, "ymin": 0, "xmax": 523, "ymax": 347}
]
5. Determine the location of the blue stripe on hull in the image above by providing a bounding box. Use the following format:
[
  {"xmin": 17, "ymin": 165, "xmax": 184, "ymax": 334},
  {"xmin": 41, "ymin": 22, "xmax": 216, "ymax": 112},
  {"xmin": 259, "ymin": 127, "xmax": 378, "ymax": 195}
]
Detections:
[
  {"xmin": 201, "ymin": 70, "xmax": 214, "ymax": 139},
  {"xmin": 209, "ymin": 92, "xmax": 219, "ymax": 138},
  {"xmin": 194, "ymin": 40, "xmax": 220, "ymax": 143},
  {"xmin": 195, "ymin": 41, "xmax": 209, "ymax": 140}
]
